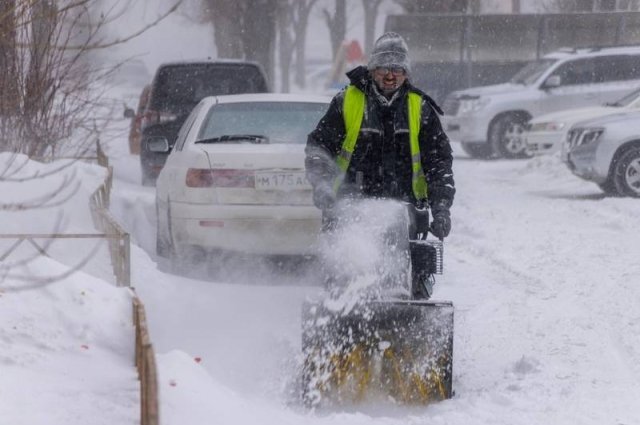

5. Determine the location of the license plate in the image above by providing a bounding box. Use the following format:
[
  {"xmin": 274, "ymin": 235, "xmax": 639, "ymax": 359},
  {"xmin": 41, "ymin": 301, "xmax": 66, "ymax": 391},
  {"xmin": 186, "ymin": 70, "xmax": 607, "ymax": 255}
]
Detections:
[{"xmin": 255, "ymin": 171, "xmax": 311, "ymax": 190}]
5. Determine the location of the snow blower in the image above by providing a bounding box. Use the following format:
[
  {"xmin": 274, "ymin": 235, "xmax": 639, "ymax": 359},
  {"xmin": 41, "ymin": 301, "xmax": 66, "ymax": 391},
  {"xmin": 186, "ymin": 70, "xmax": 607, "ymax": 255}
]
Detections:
[{"xmin": 301, "ymin": 200, "xmax": 454, "ymax": 407}]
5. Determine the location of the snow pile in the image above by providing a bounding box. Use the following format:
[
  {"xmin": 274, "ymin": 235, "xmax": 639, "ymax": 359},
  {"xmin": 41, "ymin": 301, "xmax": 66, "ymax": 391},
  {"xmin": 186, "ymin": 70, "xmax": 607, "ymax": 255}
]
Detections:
[{"xmin": 0, "ymin": 154, "xmax": 139, "ymax": 425}]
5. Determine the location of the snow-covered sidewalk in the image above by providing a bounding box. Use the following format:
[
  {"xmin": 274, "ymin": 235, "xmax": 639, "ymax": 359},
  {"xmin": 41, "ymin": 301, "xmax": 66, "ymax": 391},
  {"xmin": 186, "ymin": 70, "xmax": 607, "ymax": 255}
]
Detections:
[{"xmin": 0, "ymin": 154, "xmax": 139, "ymax": 425}]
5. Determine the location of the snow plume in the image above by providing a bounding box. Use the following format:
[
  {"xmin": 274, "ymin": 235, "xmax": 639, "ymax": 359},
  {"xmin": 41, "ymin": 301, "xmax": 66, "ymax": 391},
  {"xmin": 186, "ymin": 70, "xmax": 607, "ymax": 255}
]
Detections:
[{"xmin": 315, "ymin": 198, "xmax": 412, "ymax": 314}]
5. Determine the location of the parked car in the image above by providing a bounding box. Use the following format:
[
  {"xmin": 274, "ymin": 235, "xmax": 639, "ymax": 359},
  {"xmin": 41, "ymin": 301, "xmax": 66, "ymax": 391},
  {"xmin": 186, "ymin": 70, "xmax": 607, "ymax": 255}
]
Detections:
[
  {"xmin": 124, "ymin": 84, "xmax": 151, "ymax": 155},
  {"xmin": 526, "ymin": 87, "xmax": 640, "ymax": 156},
  {"xmin": 140, "ymin": 60, "xmax": 269, "ymax": 186},
  {"xmin": 564, "ymin": 110, "xmax": 640, "ymax": 197},
  {"xmin": 153, "ymin": 93, "xmax": 331, "ymax": 263},
  {"xmin": 442, "ymin": 46, "xmax": 640, "ymax": 159}
]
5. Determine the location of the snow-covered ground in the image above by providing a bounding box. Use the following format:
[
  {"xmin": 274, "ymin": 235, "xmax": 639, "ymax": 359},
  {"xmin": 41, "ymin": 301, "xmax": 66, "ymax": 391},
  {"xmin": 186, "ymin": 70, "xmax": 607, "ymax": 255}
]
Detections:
[
  {"xmin": 0, "ymin": 155, "xmax": 138, "ymax": 425},
  {"xmin": 3, "ymin": 1, "xmax": 640, "ymax": 424},
  {"xmin": 103, "ymin": 131, "xmax": 640, "ymax": 425},
  {"xmin": 5, "ymin": 123, "xmax": 639, "ymax": 425}
]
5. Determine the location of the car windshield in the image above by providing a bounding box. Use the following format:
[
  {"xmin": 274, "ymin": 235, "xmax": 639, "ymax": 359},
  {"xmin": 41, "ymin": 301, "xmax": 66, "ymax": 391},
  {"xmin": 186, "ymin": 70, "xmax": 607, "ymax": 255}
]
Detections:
[
  {"xmin": 150, "ymin": 64, "xmax": 268, "ymax": 111},
  {"xmin": 606, "ymin": 87, "xmax": 640, "ymax": 107},
  {"xmin": 196, "ymin": 102, "xmax": 328, "ymax": 144},
  {"xmin": 510, "ymin": 59, "xmax": 557, "ymax": 85}
]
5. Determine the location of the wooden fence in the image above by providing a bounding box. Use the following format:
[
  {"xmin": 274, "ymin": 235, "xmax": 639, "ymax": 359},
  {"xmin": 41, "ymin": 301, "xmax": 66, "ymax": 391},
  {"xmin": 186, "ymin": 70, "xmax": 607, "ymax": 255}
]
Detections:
[
  {"xmin": 133, "ymin": 296, "xmax": 159, "ymax": 425},
  {"xmin": 1, "ymin": 140, "xmax": 159, "ymax": 425},
  {"xmin": 90, "ymin": 141, "xmax": 159, "ymax": 425}
]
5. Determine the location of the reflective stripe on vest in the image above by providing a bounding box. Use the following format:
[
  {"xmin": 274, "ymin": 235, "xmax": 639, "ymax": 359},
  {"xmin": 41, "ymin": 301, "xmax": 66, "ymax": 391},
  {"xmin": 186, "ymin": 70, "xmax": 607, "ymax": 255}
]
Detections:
[{"xmin": 335, "ymin": 85, "xmax": 427, "ymax": 200}]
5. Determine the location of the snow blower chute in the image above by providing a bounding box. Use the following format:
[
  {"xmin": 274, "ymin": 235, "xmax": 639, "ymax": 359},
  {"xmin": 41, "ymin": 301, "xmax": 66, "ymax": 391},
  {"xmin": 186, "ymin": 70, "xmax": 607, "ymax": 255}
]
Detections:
[{"xmin": 301, "ymin": 200, "xmax": 453, "ymax": 407}]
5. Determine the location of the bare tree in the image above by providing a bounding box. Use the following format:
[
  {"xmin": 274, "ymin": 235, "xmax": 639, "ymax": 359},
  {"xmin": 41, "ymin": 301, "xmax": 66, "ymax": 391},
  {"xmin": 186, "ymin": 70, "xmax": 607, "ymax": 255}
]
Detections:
[
  {"xmin": 203, "ymin": 0, "xmax": 243, "ymax": 58},
  {"xmin": 323, "ymin": 0, "xmax": 346, "ymax": 61},
  {"xmin": 242, "ymin": 0, "xmax": 278, "ymax": 83},
  {"xmin": 0, "ymin": 0, "xmax": 182, "ymax": 289},
  {"xmin": 0, "ymin": 0, "xmax": 182, "ymax": 159},
  {"xmin": 277, "ymin": 0, "xmax": 295, "ymax": 92},
  {"xmin": 292, "ymin": 0, "xmax": 319, "ymax": 89},
  {"xmin": 200, "ymin": 0, "xmax": 279, "ymax": 86},
  {"xmin": 362, "ymin": 0, "xmax": 383, "ymax": 55}
]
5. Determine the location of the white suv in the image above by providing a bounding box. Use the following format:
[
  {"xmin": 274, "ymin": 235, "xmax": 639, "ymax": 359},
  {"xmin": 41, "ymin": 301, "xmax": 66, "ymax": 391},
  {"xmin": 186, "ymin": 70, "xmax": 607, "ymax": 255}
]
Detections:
[{"xmin": 442, "ymin": 46, "xmax": 640, "ymax": 159}]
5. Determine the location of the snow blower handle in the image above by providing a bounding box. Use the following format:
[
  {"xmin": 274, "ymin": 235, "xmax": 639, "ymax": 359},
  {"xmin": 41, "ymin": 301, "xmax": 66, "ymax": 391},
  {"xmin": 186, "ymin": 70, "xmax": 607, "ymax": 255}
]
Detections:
[{"xmin": 407, "ymin": 203, "xmax": 430, "ymax": 240}]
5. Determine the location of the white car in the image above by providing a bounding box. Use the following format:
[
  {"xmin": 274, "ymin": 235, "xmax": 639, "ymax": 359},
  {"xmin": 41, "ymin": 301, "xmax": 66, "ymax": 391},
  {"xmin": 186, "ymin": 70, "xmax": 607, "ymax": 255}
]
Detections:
[
  {"xmin": 152, "ymin": 93, "xmax": 331, "ymax": 262},
  {"xmin": 526, "ymin": 87, "xmax": 640, "ymax": 156},
  {"xmin": 442, "ymin": 45, "xmax": 640, "ymax": 159},
  {"xmin": 565, "ymin": 110, "xmax": 640, "ymax": 197}
]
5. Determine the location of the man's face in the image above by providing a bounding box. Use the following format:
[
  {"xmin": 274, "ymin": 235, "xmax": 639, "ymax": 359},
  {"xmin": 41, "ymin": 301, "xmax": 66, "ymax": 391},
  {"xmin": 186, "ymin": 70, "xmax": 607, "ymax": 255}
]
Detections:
[{"xmin": 372, "ymin": 66, "xmax": 407, "ymax": 94}]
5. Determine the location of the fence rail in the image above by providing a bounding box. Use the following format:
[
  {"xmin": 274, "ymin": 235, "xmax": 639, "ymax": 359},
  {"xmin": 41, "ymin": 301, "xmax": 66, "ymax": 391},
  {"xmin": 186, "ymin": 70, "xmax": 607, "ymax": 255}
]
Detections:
[
  {"xmin": 133, "ymin": 296, "xmax": 159, "ymax": 425},
  {"xmin": 2, "ymin": 140, "xmax": 159, "ymax": 425},
  {"xmin": 91, "ymin": 141, "xmax": 159, "ymax": 425},
  {"xmin": 89, "ymin": 160, "xmax": 130, "ymax": 287}
]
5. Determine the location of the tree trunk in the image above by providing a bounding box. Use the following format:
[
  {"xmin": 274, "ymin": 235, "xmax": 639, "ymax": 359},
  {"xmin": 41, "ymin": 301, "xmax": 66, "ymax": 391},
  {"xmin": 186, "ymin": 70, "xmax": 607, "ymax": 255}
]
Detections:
[
  {"xmin": 278, "ymin": 0, "xmax": 294, "ymax": 92},
  {"xmin": 24, "ymin": 1, "xmax": 58, "ymax": 157},
  {"xmin": 207, "ymin": 0, "xmax": 243, "ymax": 58},
  {"xmin": 323, "ymin": 0, "xmax": 346, "ymax": 62},
  {"xmin": 362, "ymin": 0, "xmax": 382, "ymax": 55},
  {"xmin": 0, "ymin": 0, "xmax": 18, "ymax": 138},
  {"xmin": 242, "ymin": 0, "xmax": 277, "ymax": 86},
  {"xmin": 293, "ymin": 0, "xmax": 318, "ymax": 89}
]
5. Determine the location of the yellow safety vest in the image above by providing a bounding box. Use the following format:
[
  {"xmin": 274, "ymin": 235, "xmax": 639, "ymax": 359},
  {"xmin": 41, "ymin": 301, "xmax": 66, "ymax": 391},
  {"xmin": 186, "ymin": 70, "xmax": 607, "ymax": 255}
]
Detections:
[{"xmin": 334, "ymin": 85, "xmax": 427, "ymax": 200}]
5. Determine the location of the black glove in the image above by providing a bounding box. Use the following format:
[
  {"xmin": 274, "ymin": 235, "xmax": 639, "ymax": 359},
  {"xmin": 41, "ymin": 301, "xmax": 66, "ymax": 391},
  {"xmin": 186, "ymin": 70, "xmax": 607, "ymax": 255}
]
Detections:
[
  {"xmin": 312, "ymin": 182, "xmax": 336, "ymax": 211},
  {"xmin": 430, "ymin": 202, "xmax": 451, "ymax": 239}
]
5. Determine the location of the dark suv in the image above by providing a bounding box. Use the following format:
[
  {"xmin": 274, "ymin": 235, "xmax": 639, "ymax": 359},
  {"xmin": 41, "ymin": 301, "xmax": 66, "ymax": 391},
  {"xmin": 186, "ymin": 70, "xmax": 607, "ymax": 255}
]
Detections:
[{"xmin": 140, "ymin": 60, "xmax": 269, "ymax": 185}]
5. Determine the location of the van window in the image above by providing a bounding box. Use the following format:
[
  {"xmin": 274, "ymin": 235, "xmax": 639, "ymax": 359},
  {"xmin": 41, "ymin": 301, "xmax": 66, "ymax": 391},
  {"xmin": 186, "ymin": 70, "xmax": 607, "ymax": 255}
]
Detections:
[
  {"xmin": 149, "ymin": 64, "xmax": 268, "ymax": 111},
  {"xmin": 549, "ymin": 58, "xmax": 596, "ymax": 86},
  {"xmin": 595, "ymin": 55, "xmax": 640, "ymax": 83}
]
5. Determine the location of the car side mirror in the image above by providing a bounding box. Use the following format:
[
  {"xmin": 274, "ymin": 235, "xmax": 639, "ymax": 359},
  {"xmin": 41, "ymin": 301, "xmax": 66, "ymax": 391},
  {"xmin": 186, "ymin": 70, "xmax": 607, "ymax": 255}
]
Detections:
[
  {"xmin": 123, "ymin": 107, "xmax": 135, "ymax": 119},
  {"xmin": 147, "ymin": 136, "xmax": 170, "ymax": 153},
  {"xmin": 543, "ymin": 75, "xmax": 561, "ymax": 90}
]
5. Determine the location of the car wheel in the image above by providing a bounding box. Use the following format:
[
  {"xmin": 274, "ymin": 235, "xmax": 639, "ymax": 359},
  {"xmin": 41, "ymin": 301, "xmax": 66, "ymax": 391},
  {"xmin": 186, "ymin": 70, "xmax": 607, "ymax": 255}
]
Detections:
[
  {"xmin": 460, "ymin": 142, "xmax": 494, "ymax": 159},
  {"xmin": 613, "ymin": 146, "xmax": 640, "ymax": 198},
  {"xmin": 489, "ymin": 114, "xmax": 532, "ymax": 159}
]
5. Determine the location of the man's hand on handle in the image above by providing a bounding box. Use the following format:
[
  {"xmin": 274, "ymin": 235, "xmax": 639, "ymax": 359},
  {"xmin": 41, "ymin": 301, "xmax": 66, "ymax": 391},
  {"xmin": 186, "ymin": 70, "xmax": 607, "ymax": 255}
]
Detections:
[
  {"xmin": 312, "ymin": 182, "xmax": 336, "ymax": 211},
  {"xmin": 429, "ymin": 200, "xmax": 451, "ymax": 240}
]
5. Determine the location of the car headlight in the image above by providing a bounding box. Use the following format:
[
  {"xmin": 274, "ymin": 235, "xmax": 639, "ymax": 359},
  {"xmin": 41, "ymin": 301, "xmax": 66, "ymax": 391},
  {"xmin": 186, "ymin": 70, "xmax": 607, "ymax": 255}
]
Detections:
[
  {"xmin": 579, "ymin": 128, "xmax": 604, "ymax": 146},
  {"xmin": 529, "ymin": 121, "xmax": 565, "ymax": 132},
  {"xmin": 567, "ymin": 127, "xmax": 604, "ymax": 148},
  {"xmin": 458, "ymin": 97, "xmax": 489, "ymax": 114}
]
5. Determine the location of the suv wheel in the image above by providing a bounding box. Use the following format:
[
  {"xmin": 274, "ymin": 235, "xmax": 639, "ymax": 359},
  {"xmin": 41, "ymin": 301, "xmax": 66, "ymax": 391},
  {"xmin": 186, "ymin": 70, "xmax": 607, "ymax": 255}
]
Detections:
[
  {"xmin": 613, "ymin": 146, "xmax": 640, "ymax": 197},
  {"xmin": 460, "ymin": 142, "xmax": 493, "ymax": 159},
  {"xmin": 489, "ymin": 114, "xmax": 532, "ymax": 159}
]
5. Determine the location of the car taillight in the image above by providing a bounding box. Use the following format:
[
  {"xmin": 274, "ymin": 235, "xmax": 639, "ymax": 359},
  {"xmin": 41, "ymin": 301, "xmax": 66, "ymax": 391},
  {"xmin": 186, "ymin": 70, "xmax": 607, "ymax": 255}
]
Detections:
[
  {"xmin": 186, "ymin": 169, "xmax": 255, "ymax": 188},
  {"xmin": 140, "ymin": 109, "xmax": 178, "ymax": 130}
]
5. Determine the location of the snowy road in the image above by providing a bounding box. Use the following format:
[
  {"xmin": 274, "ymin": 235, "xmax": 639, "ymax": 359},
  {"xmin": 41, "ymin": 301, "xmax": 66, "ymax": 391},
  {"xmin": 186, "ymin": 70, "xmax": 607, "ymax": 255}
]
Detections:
[{"xmin": 109, "ymin": 146, "xmax": 640, "ymax": 425}]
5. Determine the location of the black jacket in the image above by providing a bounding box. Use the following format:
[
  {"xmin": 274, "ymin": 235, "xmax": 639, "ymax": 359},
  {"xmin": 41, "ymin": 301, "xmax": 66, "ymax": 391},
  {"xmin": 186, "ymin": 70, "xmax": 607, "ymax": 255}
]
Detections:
[{"xmin": 305, "ymin": 66, "xmax": 455, "ymax": 208}]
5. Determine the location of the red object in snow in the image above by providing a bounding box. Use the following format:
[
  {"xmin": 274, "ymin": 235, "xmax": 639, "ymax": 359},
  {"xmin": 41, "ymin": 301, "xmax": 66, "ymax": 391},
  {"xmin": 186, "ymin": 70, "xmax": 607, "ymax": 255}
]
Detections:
[
  {"xmin": 346, "ymin": 40, "xmax": 364, "ymax": 63},
  {"xmin": 194, "ymin": 357, "xmax": 202, "ymax": 363},
  {"xmin": 81, "ymin": 344, "xmax": 89, "ymax": 350}
]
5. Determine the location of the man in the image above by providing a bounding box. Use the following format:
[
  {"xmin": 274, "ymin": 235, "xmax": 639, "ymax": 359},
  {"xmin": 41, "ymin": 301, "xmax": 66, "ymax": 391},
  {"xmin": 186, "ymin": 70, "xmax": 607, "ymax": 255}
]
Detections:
[{"xmin": 305, "ymin": 32, "xmax": 455, "ymax": 299}]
